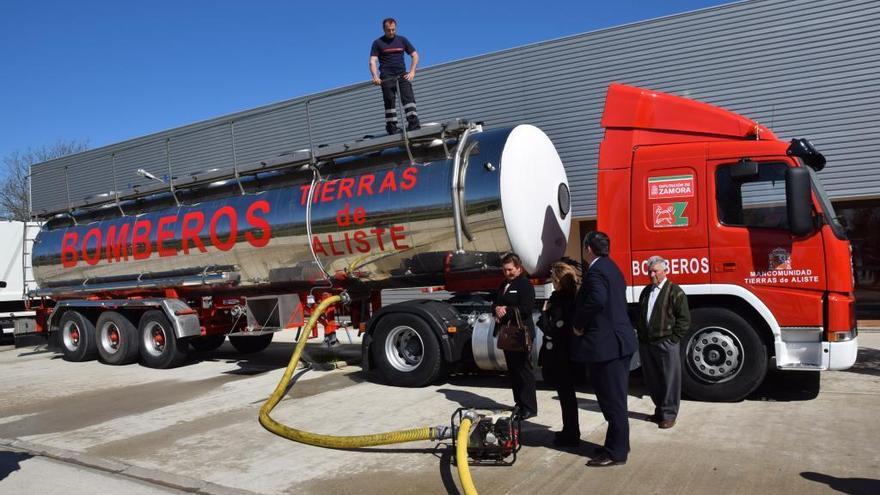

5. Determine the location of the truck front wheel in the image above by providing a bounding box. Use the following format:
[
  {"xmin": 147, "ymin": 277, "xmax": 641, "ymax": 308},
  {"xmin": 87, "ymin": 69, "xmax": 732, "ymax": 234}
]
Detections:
[
  {"xmin": 371, "ymin": 314, "xmax": 443, "ymax": 387},
  {"xmin": 682, "ymin": 308, "xmax": 767, "ymax": 402}
]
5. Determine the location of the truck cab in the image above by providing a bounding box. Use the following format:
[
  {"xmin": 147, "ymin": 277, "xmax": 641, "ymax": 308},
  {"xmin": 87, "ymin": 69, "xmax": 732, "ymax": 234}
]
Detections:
[{"xmin": 598, "ymin": 84, "xmax": 858, "ymax": 401}]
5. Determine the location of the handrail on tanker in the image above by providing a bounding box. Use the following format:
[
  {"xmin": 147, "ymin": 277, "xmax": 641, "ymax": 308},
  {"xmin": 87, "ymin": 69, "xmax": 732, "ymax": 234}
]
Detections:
[{"xmin": 30, "ymin": 78, "xmax": 469, "ymax": 220}]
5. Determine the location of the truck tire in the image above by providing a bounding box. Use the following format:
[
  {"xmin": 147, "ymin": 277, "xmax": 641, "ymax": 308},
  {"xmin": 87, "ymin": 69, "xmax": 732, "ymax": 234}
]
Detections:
[
  {"xmin": 189, "ymin": 334, "xmax": 226, "ymax": 352},
  {"xmin": 58, "ymin": 311, "xmax": 98, "ymax": 362},
  {"xmin": 138, "ymin": 310, "xmax": 188, "ymax": 369},
  {"xmin": 229, "ymin": 333, "xmax": 273, "ymax": 353},
  {"xmin": 371, "ymin": 313, "xmax": 443, "ymax": 387},
  {"xmin": 95, "ymin": 311, "xmax": 140, "ymax": 365},
  {"xmin": 682, "ymin": 307, "xmax": 768, "ymax": 402}
]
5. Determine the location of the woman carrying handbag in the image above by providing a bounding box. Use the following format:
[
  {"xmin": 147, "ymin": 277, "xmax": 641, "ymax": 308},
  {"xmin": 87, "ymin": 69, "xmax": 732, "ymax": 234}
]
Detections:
[{"xmin": 492, "ymin": 253, "xmax": 538, "ymax": 420}]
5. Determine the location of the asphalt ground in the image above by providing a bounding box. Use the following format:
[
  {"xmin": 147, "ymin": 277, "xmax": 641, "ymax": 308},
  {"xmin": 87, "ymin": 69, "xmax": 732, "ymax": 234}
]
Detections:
[{"xmin": 1, "ymin": 330, "xmax": 878, "ymax": 495}]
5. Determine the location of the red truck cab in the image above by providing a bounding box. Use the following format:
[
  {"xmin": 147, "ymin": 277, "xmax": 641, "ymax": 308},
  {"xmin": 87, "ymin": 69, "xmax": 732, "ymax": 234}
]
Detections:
[{"xmin": 597, "ymin": 84, "xmax": 858, "ymax": 401}]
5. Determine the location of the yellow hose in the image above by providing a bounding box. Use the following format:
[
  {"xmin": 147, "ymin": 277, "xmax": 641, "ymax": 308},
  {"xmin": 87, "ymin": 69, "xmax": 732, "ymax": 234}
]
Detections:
[
  {"xmin": 456, "ymin": 416, "xmax": 478, "ymax": 495},
  {"xmin": 259, "ymin": 294, "xmax": 437, "ymax": 448}
]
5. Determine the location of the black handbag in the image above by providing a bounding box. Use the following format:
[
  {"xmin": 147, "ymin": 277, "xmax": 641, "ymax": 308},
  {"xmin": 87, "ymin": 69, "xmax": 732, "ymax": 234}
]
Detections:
[{"xmin": 496, "ymin": 308, "xmax": 532, "ymax": 353}]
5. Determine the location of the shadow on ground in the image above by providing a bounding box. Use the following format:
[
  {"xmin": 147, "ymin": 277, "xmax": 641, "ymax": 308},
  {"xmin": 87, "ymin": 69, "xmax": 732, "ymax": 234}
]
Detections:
[
  {"xmin": 801, "ymin": 471, "xmax": 880, "ymax": 495},
  {"xmin": 845, "ymin": 347, "xmax": 880, "ymax": 377},
  {"xmin": 0, "ymin": 451, "xmax": 32, "ymax": 482}
]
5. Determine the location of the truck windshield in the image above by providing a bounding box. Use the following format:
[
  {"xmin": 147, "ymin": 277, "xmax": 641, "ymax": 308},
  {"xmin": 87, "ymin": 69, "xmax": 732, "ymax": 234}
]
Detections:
[{"xmin": 806, "ymin": 165, "xmax": 847, "ymax": 240}]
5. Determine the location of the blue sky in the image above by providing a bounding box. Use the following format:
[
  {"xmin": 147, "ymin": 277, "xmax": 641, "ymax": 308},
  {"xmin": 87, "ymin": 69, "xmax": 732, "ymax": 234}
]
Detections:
[{"xmin": 0, "ymin": 0, "xmax": 733, "ymax": 167}]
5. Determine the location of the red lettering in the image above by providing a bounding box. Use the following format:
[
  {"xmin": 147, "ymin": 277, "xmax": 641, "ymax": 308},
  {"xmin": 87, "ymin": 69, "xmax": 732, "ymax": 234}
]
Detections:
[
  {"xmin": 336, "ymin": 203, "xmax": 352, "ymax": 227},
  {"xmin": 82, "ymin": 228, "xmax": 102, "ymax": 266},
  {"xmin": 245, "ymin": 200, "xmax": 271, "ymax": 248},
  {"xmin": 353, "ymin": 230, "xmax": 370, "ymax": 253},
  {"xmin": 327, "ymin": 234, "xmax": 344, "ymax": 256},
  {"xmin": 209, "ymin": 206, "xmax": 237, "ymax": 251},
  {"xmin": 353, "ymin": 207, "xmax": 366, "ymax": 225},
  {"xmin": 400, "ymin": 167, "xmax": 418, "ymax": 190},
  {"xmin": 357, "ymin": 174, "xmax": 375, "ymax": 196},
  {"xmin": 321, "ymin": 180, "xmax": 337, "ymax": 203},
  {"xmin": 337, "ymin": 177, "xmax": 355, "ymax": 199},
  {"xmin": 61, "ymin": 232, "xmax": 79, "ymax": 267},
  {"xmin": 379, "ymin": 171, "xmax": 397, "ymax": 193},
  {"xmin": 299, "ymin": 184, "xmax": 311, "ymax": 205},
  {"xmin": 370, "ymin": 227, "xmax": 386, "ymax": 250},
  {"xmin": 390, "ymin": 225, "xmax": 409, "ymax": 249},
  {"xmin": 312, "ymin": 235, "xmax": 327, "ymax": 255},
  {"xmin": 132, "ymin": 220, "xmax": 153, "ymax": 260},
  {"xmin": 181, "ymin": 211, "xmax": 207, "ymax": 254},
  {"xmin": 105, "ymin": 224, "xmax": 131, "ymax": 262},
  {"xmin": 157, "ymin": 215, "xmax": 178, "ymax": 257}
]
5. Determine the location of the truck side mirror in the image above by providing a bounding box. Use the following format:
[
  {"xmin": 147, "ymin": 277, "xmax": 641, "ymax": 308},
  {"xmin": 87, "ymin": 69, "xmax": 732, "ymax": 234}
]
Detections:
[{"xmin": 786, "ymin": 167, "xmax": 813, "ymax": 237}]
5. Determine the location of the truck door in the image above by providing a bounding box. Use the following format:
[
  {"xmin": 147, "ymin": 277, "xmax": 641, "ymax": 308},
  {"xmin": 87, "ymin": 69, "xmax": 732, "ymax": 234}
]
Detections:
[
  {"xmin": 630, "ymin": 143, "xmax": 709, "ymax": 291},
  {"xmin": 708, "ymin": 157, "xmax": 826, "ymax": 327}
]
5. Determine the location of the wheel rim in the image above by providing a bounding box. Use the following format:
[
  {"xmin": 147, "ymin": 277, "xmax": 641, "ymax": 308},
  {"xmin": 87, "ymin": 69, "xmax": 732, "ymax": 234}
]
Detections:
[
  {"xmin": 100, "ymin": 322, "xmax": 121, "ymax": 355},
  {"xmin": 384, "ymin": 325, "xmax": 424, "ymax": 372},
  {"xmin": 62, "ymin": 320, "xmax": 81, "ymax": 351},
  {"xmin": 686, "ymin": 326, "xmax": 744, "ymax": 384},
  {"xmin": 143, "ymin": 321, "xmax": 168, "ymax": 357}
]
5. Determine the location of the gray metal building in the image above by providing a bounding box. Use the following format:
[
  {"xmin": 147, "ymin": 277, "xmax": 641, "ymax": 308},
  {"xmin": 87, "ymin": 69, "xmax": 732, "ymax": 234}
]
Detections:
[{"xmin": 28, "ymin": 0, "xmax": 880, "ymax": 312}]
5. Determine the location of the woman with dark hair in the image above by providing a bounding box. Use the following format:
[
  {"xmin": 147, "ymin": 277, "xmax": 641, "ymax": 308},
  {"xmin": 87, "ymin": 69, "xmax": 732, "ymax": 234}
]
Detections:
[
  {"xmin": 492, "ymin": 253, "xmax": 538, "ymax": 419},
  {"xmin": 539, "ymin": 261, "xmax": 581, "ymax": 446}
]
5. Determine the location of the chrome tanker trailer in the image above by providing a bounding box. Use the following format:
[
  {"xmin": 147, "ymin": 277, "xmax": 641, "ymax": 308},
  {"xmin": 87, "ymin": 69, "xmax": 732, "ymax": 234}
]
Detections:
[{"xmin": 30, "ymin": 120, "xmax": 570, "ymax": 385}]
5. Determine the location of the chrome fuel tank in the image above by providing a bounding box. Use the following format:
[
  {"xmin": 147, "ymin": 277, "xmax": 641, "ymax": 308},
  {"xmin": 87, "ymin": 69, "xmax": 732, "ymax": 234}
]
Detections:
[{"xmin": 33, "ymin": 125, "xmax": 571, "ymax": 295}]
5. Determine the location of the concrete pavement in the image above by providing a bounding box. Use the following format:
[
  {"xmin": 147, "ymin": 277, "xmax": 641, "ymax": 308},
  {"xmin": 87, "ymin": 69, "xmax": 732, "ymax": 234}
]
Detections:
[{"xmin": 1, "ymin": 330, "xmax": 878, "ymax": 494}]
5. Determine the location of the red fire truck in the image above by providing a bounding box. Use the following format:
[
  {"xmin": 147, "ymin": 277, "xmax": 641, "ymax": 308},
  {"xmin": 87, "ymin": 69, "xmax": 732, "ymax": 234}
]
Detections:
[{"xmin": 25, "ymin": 84, "xmax": 857, "ymax": 402}]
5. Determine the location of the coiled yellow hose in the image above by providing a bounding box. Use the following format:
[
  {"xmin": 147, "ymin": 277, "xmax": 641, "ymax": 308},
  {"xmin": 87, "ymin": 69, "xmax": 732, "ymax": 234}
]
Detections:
[
  {"xmin": 456, "ymin": 416, "xmax": 478, "ymax": 495},
  {"xmin": 259, "ymin": 295, "xmax": 438, "ymax": 448},
  {"xmin": 259, "ymin": 294, "xmax": 479, "ymax": 494}
]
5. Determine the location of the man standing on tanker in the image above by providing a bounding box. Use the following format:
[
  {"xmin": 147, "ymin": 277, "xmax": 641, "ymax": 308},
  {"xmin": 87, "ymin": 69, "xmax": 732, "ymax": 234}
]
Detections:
[
  {"xmin": 369, "ymin": 17, "xmax": 421, "ymax": 135},
  {"xmin": 572, "ymin": 231, "xmax": 638, "ymax": 467}
]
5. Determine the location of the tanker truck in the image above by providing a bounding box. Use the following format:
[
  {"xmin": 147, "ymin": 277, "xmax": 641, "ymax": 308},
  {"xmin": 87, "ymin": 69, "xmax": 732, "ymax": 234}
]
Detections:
[
  {"xmin": 28, "ymin": 84, "xmax": 859, "ymax": 402},
  {"xmin": 29, "ymin": 120, "xmax": 571, "ymax": 384}
]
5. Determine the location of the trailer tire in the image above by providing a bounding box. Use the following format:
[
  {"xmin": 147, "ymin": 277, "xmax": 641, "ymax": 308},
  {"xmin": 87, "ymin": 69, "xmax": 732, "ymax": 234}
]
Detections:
[
  {"xmin": 138, "ymin": 310, "xmax": 188, "ymax": 369},
  {"xmin": 95, "ymin": 311, "xmax": 140, "ymax": 365},
  {"xmin": 682, "ymin": 307, "xmax": 767, "ymax": 402},
  {"xmin": 189, "ymin": 334, "xmax": 226, "ymax": 352},
  {"xmin": 229, "ymin": 333, "xmax": 273, "ymax": 354},
  {"xmin": 371, "ymin": 313, "xmax": 443, "ymax": 387},
  {"xmin": 59, "ymin": 311, "xmax": 98, "ymax": 362}
]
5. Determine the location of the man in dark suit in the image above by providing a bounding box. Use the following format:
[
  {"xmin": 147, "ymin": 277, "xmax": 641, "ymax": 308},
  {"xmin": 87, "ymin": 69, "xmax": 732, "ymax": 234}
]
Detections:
[{"xmin": 572, "ymin": 231, "xmax": 638, "ymax": 467}]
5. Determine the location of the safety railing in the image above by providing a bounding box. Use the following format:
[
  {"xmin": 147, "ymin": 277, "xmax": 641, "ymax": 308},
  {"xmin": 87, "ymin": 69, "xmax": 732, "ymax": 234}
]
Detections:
[{"xmin": 28, "ymin": 78, "xmax": 441, "ymax": 220}]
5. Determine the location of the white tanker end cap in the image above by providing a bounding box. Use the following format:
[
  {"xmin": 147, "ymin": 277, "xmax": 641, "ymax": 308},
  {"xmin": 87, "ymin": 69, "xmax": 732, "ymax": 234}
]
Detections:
[{"xmin": 499, "ymin": 125, "xmax": 571, "ymax": 277}]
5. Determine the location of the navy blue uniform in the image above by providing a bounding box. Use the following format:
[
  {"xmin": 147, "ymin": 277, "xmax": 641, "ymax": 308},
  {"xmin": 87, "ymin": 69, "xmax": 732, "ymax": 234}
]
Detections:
[
  {"xmin": 370, "ymin": 35, "xmax": 420, "ymax": 134},
  {"xmin": 572, "ymin": 256, "xmax": 637, "ymax": 462}
]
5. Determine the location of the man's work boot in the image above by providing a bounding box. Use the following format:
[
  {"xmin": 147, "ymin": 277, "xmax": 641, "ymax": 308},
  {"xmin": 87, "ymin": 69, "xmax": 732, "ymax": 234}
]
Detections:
[
  {"xmin": 406, "ymin": 119, "xmax": 421, "ymax": 132},
  {"xmin": 386, "ymin": 123, "xmax": 399, "ymax": 135}
]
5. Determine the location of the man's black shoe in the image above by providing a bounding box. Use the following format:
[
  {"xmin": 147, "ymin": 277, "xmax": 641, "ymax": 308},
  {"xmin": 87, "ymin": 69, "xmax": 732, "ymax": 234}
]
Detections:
[
  {"xmin": 586, "ymin": 454, "xmax": 626, "ymax": 467},
  {"xmin": 386, "ymin": 125, "xmax": 399, "ymax": 136},
  {"xmin": 513, "ymin": 406, "xmax": 535, "ymax": 420},
  {"xmin": 406, "ymin": 121, "xmax": 421, "ymax": 132}
]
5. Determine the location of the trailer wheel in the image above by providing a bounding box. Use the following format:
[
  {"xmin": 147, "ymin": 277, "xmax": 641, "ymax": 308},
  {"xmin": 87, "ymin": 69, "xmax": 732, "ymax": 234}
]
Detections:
[
  {"xmin": 371, "ymin": 314, "xmax": 443, "ymax": 387},
  {"xmin": 58, "ymin": 311, "xmax": 98, "ymax": 362},
  {"xmin": 95, "ymin": 311, "xmax": 139, "ymax": 365},
  {"xmin": 229, "ymin": 333, "xmax": 273, "ymax": 354},
  {"xmin": 682, "ymin": 307, "xmax": 767, "ymax": 402},
  {"xmin": 138, "ymin": 310, "xmax": 188, "ymax": 369},
  {"xmin": 189, "ymin": 334, "xmax": 226, "ymax": 352}
]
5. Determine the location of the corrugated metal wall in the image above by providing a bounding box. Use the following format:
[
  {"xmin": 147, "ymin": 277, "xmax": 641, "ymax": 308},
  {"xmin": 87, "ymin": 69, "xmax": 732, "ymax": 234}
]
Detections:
[{"xmin": 31, "ymin": 0, "xmax": 880, "ymax": 219}]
